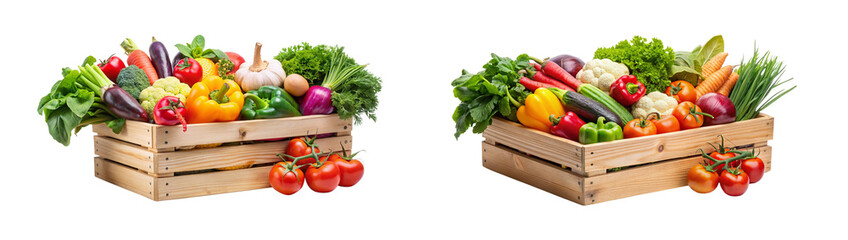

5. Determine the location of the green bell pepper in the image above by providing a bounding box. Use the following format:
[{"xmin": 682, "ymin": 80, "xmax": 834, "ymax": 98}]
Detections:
[
  {"xmin": 240, "ymin": 86, "xmax": 301, "ymax": 120},
  {"xmin": 578, "ymin": 117, "xmax": 623, "ymax": 144}
]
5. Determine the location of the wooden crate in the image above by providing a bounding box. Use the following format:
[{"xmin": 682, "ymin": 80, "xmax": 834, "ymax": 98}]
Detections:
[
  {"xmin": 481, "ymin": 114, "xmax": 774, "ymax": 205},
  {"xmin": 92, "ymin": 114, "xmax": 353, "ymax": 201}
]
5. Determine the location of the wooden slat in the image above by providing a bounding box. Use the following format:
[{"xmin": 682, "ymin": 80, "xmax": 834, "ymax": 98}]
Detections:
[
  {"xmin": 583, "ymin": 145, "xmax": 773, "ymax": 205},
  {"xmin": 582, "ymin": 115, "xmax": 773, "ymax": 174},
  {"xmin": 92, "ymin": 121, "xmax": 154, "ymax": 148},
  {"xmin": 484, "ymin": 118, "xmax": 584, "ymax": 173},
  {"xmin": 94, "ymin": 136, "xmax": 155, "ymax": 173},
  {"xmin": 150, "ymin": 114, "xmax": 352, "ymax": 149},
  {"xmin": 154, "ymin": 136, "xmax": 352, "ymax": 174},
  {"xmin": 94, "ymin": 158, "xmax": 156, "ymax": 200},
  {"xmin": 156, "ymin": 165, "xmax": 274, "ymax": 201},
  {"xmin": 482, "ymin": 142, "xmax": 584, "ymax": 204}
]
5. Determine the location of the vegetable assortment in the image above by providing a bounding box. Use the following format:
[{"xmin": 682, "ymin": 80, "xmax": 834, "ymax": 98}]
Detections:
[
  {"xmin": 452, "ymin": 34, "xmax": 794, "ymax": 143},
  {"xmin": 38, "ymin": 35, "xmax": 381, "ymax": 146}
]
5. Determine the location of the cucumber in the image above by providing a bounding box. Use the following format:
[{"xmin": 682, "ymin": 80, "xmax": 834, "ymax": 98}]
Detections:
[
  {"xmin": 548, "ymin": 88, "xmax": 624, "ymax": 126},
  {"xmin": 577, "ymin": 84, "xmax": 634, "ymax": 125}
]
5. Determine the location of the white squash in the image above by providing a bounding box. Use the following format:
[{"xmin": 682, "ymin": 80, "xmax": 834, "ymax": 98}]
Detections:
[{"xmin": 234, "ymin": 42, "xmax": 285, "ymax": 92}]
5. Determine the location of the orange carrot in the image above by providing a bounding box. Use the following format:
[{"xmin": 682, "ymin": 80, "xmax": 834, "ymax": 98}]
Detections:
[
  {"xmin": 695, "ymin": 65, "xmax": 732, "ymax": 98},
  {"xmin": 121, "ymin": 38, "xmax": 158, "ymax": 84},
  {"xmin": 701, "ymin": 52, "xmax": 728, "ymax": 79},
  {"xmin": 717, "ymin": 72, "xmax": 739, "ymax": 96}
]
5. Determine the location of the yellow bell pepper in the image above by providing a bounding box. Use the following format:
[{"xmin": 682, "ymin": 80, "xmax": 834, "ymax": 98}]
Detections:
[
  {"xmin": 186, "ymin": 75, "xmax": 245, "ymax": 123},
  {"xmin": 517, "ymin": 88, "xmax": 565, "ymax": 132}
]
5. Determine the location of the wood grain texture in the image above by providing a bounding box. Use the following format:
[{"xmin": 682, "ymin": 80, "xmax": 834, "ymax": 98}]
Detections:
[
  {"xmin": 484, "ymin": 114, "xmax": 773, "ymax": 176},
  {"xmin": 93, "ymin": 121, "xmax": 154, "ymax": 148},
  {"xmin": 482, "ymin": 142, "xmax": 584, "ymax": 204},
  {"xmin": 481, "ymin": 141, "xmax": 772, "ymax": 205},
  {"xmin": 155, "ymin": 165, "xmax": 274, "ymax": 201},
  {"xmin": 95, "ymin": 135, "xmax": 352, "ymax": 174},
  {"xmin": 484, "ymin": 118, "xmax": 584, "ymax": 173},
  {"xmin": 94, "ymin": 158, "xmax": 156, "ymax": 200},
  {"xmin": 150, "ymin": 114, "xmax": 352, "ymax": 148}
]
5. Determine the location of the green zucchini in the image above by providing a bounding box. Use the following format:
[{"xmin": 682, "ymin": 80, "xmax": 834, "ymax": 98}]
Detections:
[
  {"xmin": 577, "ymin": 84, "xmax": 633, "ymax": 125},
  {"xmin": 548, "ymin": 88, "xmax": 624, "ymax": 126}
]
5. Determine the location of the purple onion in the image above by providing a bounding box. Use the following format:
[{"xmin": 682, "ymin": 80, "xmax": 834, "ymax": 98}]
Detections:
[
  {"xmin": 696, "ymin": 93, "xmax": 736, "ymax": 126},
  {"xmin": 299, "ymin": 85, "xmax": 335, "ymax": 115},
  {"xmin": 547, "ymin": 54, "xmax": 585, "ymax": 77}
]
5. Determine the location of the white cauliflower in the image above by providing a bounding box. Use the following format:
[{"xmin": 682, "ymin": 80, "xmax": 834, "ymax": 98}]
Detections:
[
  {"xmin": 631, "ymin": 91, "xmax": 679, "ymax": 119},
  {"xmin": 139, "ymin": 77, "xmax": 191, "ymax": 116},
  {"xmin": 576, "ymin": 59, "xmax": 629, "ymax": 92}
]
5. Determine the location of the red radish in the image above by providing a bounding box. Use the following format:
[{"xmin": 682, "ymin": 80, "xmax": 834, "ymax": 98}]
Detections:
[
  {"xmin": 542, "ymin": 62, "xmax": 582, "ymax": 90},
  {"xmin": 533, "ymin": 72, "xmax": 573, "ymax": 91},
  {"xmin": 519, "ymin": 77, "xmax": 557, "ymax": 92},
  {"xmin": 121, "ymin": 38, "xmax": 159, "ymax": 84}
]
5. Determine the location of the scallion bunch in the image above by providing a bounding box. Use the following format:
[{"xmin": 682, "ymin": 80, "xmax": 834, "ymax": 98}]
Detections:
[{"xmin": 728, "ymin": 47, "xmax": 796, "ymax": 121}]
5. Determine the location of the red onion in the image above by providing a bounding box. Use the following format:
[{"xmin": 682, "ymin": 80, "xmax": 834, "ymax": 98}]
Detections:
[
  {"xmin": 695, "ymin": 93, "xmax": 736, "ymax": 126},
  {"xmin": 547, "ymin": 54, "xmax": 585, "ymax": 77}
]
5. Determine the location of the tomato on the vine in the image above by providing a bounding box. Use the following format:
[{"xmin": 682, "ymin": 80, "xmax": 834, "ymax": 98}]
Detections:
[
  {"xmin": 719, "ymin": 169, "xmax": 749, "ymax": 196},
  {"xmin": 285, "ymin": 137, "xmax": 319, "ymax": 171},
  {"xmin": 741, "ymin": 157, "xmax": 765, "ymax": 183},
  {"xmin": 665, "ymin": 80, "xmax": 698, "ymax": 103},
  {"xmin": 330, "ymin": 151, "xmax": 365, "ymax": 187},
  {"xmin": 305, "ymin": 156, "xmax": 340, "ymax": 193},
  {"xmin": 672, "ymin": 101, "xmax": 713, "ymax": 130},
  {"xmin": 269, "ymin": 161, "xmax": 304, "ymax": 195},
  {"xmin": 687, "ymin": 164, "xmax": 719, "ymax": 193}
]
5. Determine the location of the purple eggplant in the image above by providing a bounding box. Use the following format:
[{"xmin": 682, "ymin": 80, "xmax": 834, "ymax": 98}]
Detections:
[
  {"xmin": 149, "ymin": 37, "xmax": 172, "ymax": 78},
  {"xmin": 103, "ymin": 86, "xmax": 149, "ymax": 122},
  {"xmin": 299, "ymin": 86, "xmax": 335, "ymax": 115}
]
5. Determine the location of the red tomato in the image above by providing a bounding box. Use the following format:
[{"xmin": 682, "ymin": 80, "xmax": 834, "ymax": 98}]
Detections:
[
  {"xmin": 665, "ymin": 80, "xmax": 698, "ymax": 103},
  {"xmin": 672, "ymin": 101, "xmax": 712, "ymax": 130},
  {"xmin": 305, "ymin": 157, "xmax": 340, "ymax": 193},
  {"xmin": 268, "ymin": 162, "xmax": 304, "ymax": 195},
  {"xmin": 330, "ymin": 154, "xmax": 365, "ymax": 187},
  {"xmin": 285, "ymin": 137, "xmax": 319, "ymax": 172},
  {"xmin": 226, "ymin": 52, "xmax": 246, "ymax": 74},
  {"xmin": 687, "ymin": 164, "xmax": 719, "ymax": 193},
  {"xmin": 650, "ymin": 114, "xmax": 680, "ymax": 134},
  {"xmin": 741, "ymin": 158, "xmax": 765, "ymax": 183},
  {"xmin": 97, "ymin": 55, "xmax": 126, "ymax": 82},
  {"xmin": 719, "ymin": 170, "xmax": 749, "ymax": 196},
  {"xmin": 173, "ymin": 58, "xmax": 203, "ymax": 86},
  {"xmin": 709, "ymin": 149, "xmax": 738, "ymax": 173}
]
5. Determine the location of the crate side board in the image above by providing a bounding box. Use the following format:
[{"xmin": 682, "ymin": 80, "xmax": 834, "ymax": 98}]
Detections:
[
  {"xmin": 155, "ymin": 165, "xmax": 274, "ymax": 201},
  {"xmin": 94, "ymin": 158, "xmax": 156, "ymax": 200},
  {"xmin": 482, "ymin": 142, "xmax": 585, "ymax": 204},
  {"xmin": 582, "ymin": 115, "xmax": 773, "ymax": 174},
  {"xmin": 95, "ymin": 135, "xmax": 352, "ymax": 175},
  {"xmin": 92, "ymin": 121, "xmax": 155, "ymax": 148},
  {"xmin": 484, "ymin": 118, "xmax": 584, "ymax": 174},
  {"xmin": 150, "ymin": 114, "xmax": 352, "ymax": 149}
]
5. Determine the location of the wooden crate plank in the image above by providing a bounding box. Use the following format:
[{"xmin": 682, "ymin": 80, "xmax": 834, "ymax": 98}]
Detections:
[
  {"xmin": 581, "ymin": 114, "xmax": 774, "ymax": 174},
  {"xmin": 150, "ymin": 114, "xmax": 352, "ymax": 149},
  {"xmin": 482, "ymin": 142, "xmax": 584, "ymax": 204},
  {"xmin": 584, "ymin": 145, "xmax": 773, "ymax": 205},
  {"xmin": 94, "ymin": 136, "xmax": 155, "ymax": 173},
  {"xmin": 156, "ymin": 165, "xmax": 274, "ymax": 200},
  {"xmin": 92, "ymin": 121, "xmax": 154, "ymax": 148},
  {"xmin": 484, "ymin": 118, "xmax": 584, "ymax": 172},
  {"xmin": 94, "ymin": 158, "xmax": 156, "ymax": 200},
  {"xmin": 154, "ymin": 136, "xmax": 352, "ymax": 174}
]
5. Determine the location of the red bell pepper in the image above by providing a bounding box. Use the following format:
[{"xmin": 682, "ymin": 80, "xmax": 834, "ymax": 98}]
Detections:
[
  {"xmin": 609, "ymin": 75, "xmax": 646, "ymax": 107},
  {"xmin": 550, "ymin": 112, "xmax": 585, "ymax": 141},
  {"xmin": 153, "ymin": 96, "xmax": 188, "ymax": 132},
  {"xmin": 97, "ymin": 54, "xmax": 126, "ymax": 82}
]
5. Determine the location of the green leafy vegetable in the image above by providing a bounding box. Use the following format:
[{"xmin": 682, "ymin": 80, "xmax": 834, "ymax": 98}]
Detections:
[
  {"xmin": 594, "ymin": 36, "xmax": 676, "ymax": 92},
  {"xmin": 37, "ymin": 57, "xmax": 126, "ymax": 146},
  {"xmin": 692, "ymin": 35, "xmax": 724, "ymax": 73},
  {"xmin": 452, "ymin": 53, "xmax": 531, "ymax": 139},
  {"xmin": 728, "ymin": 46, "xmax": 795, "ymax": 121},
  {"xmin": 175, "ymin": 35, "xmax": 228, "ymax": 61},
  {"xmin": 670, "ymin": 35, "xmax": 725, "ymax": 86},
  {"xmin": 274, "ymin": 43, "xmax": 381, "ymax": 124}
]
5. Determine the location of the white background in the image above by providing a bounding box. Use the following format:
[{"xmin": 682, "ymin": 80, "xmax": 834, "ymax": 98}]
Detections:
[{"xmin": 2, "ymin": 0, "xmax": 845, "ymax": 239}]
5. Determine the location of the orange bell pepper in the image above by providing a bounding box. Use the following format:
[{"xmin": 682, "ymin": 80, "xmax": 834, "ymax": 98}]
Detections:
[{"xmin": 186, "ymin": 76, "xmax": 244, "ymax": 123}]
